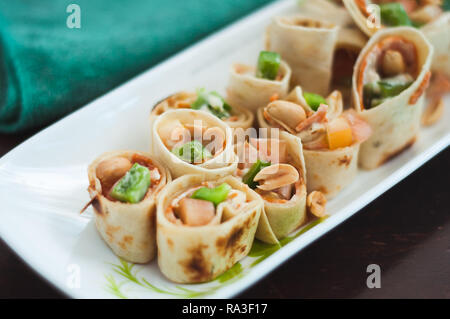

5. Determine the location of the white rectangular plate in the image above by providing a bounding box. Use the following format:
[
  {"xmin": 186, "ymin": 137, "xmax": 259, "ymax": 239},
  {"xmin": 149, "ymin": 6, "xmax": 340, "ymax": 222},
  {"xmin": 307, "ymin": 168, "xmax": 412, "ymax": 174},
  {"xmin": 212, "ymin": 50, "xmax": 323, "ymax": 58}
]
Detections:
[{"xmin": 0, "ymin": 0, "xmax": 449, "ymax": 299}]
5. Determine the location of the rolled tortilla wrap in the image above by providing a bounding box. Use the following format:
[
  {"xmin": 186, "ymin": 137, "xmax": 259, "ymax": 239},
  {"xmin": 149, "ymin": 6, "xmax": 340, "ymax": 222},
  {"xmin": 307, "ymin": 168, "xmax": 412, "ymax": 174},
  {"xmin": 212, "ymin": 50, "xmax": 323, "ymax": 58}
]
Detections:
[
  {"xmin": 87, "ymin": 150, "xmax": 170, "ymax": 263},
  {"xmin": 234, "ymin": 131, "xmax": 308, "ymax": 243},
  {"xmin": 156, "ymin": 175, "xmax": 263, "ymax": 283},
  {"xmin": 151, "ymin": 91, "xmax": 254, "ymax": 130},
  {"xmin": 257, "ymin": 88, "xmax": 371, "ymax": 198},
  {"xmin": 226, "ymin": 61, "xmax": 291, "ymax": 113},
  {"xmin": 352, "ymin": 27, "xmax": 433, "ymax": 169},
  {"xmin": 266, "ymin": 15, "xmax": 339, "ymax": 96},
  {"xmin": 150, "ymin": 109, "xmax": 238, "ymax": 179}
]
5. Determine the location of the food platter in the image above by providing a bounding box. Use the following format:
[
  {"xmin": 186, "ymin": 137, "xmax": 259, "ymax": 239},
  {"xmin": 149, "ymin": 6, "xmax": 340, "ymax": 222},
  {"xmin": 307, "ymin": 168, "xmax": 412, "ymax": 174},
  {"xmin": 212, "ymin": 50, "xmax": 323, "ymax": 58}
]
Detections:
[{"xmin": 0, "ymin": 0, "xmax": 448, "ymax": 298}]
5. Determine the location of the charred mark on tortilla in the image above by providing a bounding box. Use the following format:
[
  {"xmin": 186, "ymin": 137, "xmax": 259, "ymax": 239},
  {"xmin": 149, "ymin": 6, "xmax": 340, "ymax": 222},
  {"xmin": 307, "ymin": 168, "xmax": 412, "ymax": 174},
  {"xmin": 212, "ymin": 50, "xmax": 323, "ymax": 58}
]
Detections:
[
  {"xmin": 337, "ymin": 155, "xmax": 352, "ymax": 167},
  {"xmin": 180, "ymin": 244, "xmax": 211, "ymax": 282},
  {"xmin": 216, "ymin": 225, "xmax": 245, "ymax": 256}
]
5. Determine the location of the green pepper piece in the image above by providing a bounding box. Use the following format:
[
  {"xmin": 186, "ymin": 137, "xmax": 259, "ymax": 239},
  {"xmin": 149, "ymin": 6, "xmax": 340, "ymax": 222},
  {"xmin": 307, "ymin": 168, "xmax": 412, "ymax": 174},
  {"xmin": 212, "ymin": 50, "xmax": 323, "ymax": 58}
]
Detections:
[
  {"xmin": 191, "ymin": 183, "xmax": 232, "ymax": 206},
  {"xmin": 378, "ymin": 76, "xmax": 413, "ymax": 98},
  {"xmin": 110, "ymin": 163, "xmax": 151, "ymax": 204},
  {"xmin": 363, "ymin": 82, "xmax": 381, "ymax": 109},
  {"xmin": 172, "ymin": 140, "xmax": 212, "ymax": 164},
  {"xmin": 257, "ymin": 51, "xmax": 281, "ymax": 80},
  {"xmin": 242, "ymin": 159, "xmax": 271, "ymax": 189},
  {"xmin": 380, "ymin": 3, "xmax": 412, "ymax": 27},
  {"xmin": 303, "ymin": 92, "xmax": 327, "ymax": 111},
  {"xmin": 191, "ymin": 89, "xmax": 231, "ymax": 119},
  {"xmin": 442, "ymin": 0, "xmax": 450, "ymax": 11}
]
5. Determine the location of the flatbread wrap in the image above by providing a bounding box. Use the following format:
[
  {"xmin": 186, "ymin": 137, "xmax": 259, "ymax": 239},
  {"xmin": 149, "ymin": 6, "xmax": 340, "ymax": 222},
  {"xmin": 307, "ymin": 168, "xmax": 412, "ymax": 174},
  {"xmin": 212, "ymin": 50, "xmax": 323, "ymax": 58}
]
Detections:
[
  {"xmin": 86, "ymin": 150, "xmax": 170, "ymax": 263},
  {"xmin": 257, "ymin": 87, "xmax": 372, "ymax": 198},
  {"xmin": 265, "ymin": 15, "xmax": 339, "ymax": 96},
  {"xmin": 351, "ymin": 27, "xmax": 433, "ymax": 169},
  {"xmin": 150, "ymin": 109, "xmax": 238, "ymax": 179},
  {"xmin": 226, "ymin": 57, "xmax": 292, "ymax": 113},
  {"xmin": 151, "ymin": 90, "xmax": 254, "ymax": 130},
  {"xmin": 156, "ymin": 175, "xmax": 263, "ymax": 283},
  {"xmin": 234, "ymin": 131, "xmax": 308, "ymax": 244}
]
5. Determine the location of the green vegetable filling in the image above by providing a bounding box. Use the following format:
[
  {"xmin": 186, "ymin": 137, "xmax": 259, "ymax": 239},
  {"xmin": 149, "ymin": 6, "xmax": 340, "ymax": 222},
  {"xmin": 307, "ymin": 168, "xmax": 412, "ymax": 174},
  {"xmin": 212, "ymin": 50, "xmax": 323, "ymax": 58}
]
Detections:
[
  {"xmin": 256, "ymin": 51, "xmax": 281, "ymax": 80},
  {"xmin": 242, "ymin": 159, "xmax": 271, "ymax": 189},
  {"xmin": 380, "ymin": 3, "xmax": 413, "ymax": 27},
  {"xmin": 191, "ymin": 89, "xmax": 232, "ymax": 119},
  {"xmin": 171, "ymin": 140, "xmax": 212, "ymax": 164},
  {"xmin": 110, "ymin": 163, "xmax": 151, "ymax": 204},
  {"xmin": 363, "ymin": 74, "xmax": 413, "ymax": 109},
  {"xmin": 303, "ymin": 92, "xmax": 327, "ymax": 111},
  {"xmin": 191, "ymin": 183, "xmax": 232, "ymax": 206}
]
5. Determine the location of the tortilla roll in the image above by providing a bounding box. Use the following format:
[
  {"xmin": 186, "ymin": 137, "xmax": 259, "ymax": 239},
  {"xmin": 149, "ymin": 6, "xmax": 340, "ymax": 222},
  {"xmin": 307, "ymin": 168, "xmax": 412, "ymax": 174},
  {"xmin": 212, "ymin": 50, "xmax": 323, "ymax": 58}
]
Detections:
[
  {"xmin": 257, "ymin": 105, "xmax": 360, "ymax": 199},
  {"xmin": 151, "ymin": 91, "xmax": 254, "ymax": 130},
  {"xmin": 150, "ymin": 109, "xmax": 237, "ymax": 179},
  {"xmin": 234, "ymin": 131, "xmax": 308, "ymax": 243},
  {"xmin": 156, "ymin": 175, "xmax": 263, "ymax": 283},
  {"xmin": 87, "ymin": 150, "xmax": 170, "ymax": 263},
  {"xmin": 266, "ymin": 15, "xmax": 339, "ymax": 96},
  {"xmin": 257, "ymin": 87, "xmax": 371, "ymax": 199},
  {"xmin": 226, "ymin": 61, "xmax": 291, "ymax": 113},
  {"xmin": 352, "ymin": 27, "xmax": 433, "ymax": 169}
]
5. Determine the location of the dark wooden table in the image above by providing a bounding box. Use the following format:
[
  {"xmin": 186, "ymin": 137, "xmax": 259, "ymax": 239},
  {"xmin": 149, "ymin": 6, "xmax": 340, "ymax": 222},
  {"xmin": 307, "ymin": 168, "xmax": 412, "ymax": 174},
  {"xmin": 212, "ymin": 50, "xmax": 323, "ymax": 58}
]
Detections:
[{"xmin": 0, "ymin": 132, "xmax": 449, "ymax": 299}]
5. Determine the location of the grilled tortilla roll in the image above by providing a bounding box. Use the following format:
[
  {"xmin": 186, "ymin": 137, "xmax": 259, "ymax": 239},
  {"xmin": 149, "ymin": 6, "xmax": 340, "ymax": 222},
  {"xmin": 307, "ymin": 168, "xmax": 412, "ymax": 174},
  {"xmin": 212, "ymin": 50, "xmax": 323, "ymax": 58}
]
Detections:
[
  {"xmin": 150, "ymin": 109, "xmax": 238, "ymax": 179},
  {"xmin": 157, "ymin": 175, "xmax": 263, "ymax": 283},
  {"xmin": 352, "ymin": 27, "xmax": 433, "ymax": 169},
  {"xmin": 266, "ymin": 15, "xmax": 339, "ymax": 96},
  {"xmin": 151, "ymin": 91, "xmax": 254, "ymax": 130},
  {"xmin": 257, "ymin": 87, "xmax": 371, "ymax": 199},
  {"xmin": 226, "ymin": 61, "xmax": 291, "ymax": 113},
  {"xmin": 234, "ymin": 132, "xmax": 308, "ymax": 244},
  {"xmin": 87, "ymin": 150, "xmax": 170, "ymax": 263}
]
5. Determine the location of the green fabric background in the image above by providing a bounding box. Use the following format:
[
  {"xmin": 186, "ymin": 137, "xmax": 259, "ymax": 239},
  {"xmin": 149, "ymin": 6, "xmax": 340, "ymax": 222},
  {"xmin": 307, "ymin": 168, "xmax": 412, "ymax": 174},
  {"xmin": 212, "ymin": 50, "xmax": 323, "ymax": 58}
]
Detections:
[{"xmin": 0, "ymin": 0, "xmax": 273, "ymax": 133}]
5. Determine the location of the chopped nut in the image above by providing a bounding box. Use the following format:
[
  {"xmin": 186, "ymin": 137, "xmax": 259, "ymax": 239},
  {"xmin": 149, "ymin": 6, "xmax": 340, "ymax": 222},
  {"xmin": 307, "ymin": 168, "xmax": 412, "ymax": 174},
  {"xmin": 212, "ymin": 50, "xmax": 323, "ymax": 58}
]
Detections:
[
  {"xmin": 265, "ymin": 100, "xmax": 307, "ymax": 134},
  {"xmin": 254, "ymin": 163, "xmax": 299, "ymax": 191},
  {"xmin": 382, "ymin": 50, "xmax": 406, "ymax": 77},
  {"xmin": 307, "ymin": 191, "xmax": 327, "ymax": 218},
  {"xmin": 96, "ymin": 157, "xmax": 132, "ymax": 190},
  {"xmin": 203, "ymin": 127, "xmax": 225, "ymax": 155}
]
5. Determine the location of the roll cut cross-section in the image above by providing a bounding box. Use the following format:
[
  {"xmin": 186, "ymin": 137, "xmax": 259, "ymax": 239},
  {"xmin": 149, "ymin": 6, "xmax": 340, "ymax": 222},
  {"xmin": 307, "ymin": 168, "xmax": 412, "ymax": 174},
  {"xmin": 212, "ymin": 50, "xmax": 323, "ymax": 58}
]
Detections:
[
  {"xmin": 86, "ymin": 151, "xmax": 170, "ymax": 263},
  {"xmin": 156, "ymin": 175, "xmax": 263, "ymax": 283}
]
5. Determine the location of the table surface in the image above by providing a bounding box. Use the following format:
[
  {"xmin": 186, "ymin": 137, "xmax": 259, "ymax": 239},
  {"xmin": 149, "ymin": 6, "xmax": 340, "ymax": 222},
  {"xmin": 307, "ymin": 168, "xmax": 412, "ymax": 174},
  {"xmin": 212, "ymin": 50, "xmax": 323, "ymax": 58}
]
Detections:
[{"xmin": 0, "ymin": 132, "xmax": 449, "ymax": 299}]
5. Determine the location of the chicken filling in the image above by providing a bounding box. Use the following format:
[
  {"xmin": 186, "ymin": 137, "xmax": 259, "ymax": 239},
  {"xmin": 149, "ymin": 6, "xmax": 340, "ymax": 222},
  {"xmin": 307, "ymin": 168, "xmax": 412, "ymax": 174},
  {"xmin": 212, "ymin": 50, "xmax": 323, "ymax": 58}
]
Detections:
[
  {"xmin": 165, "ymin": 182, "xmax": 249, "ymax": 226},
  {"xmin": 95, "ymin": 154, "xmax": 161, "ymax": 203}
]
